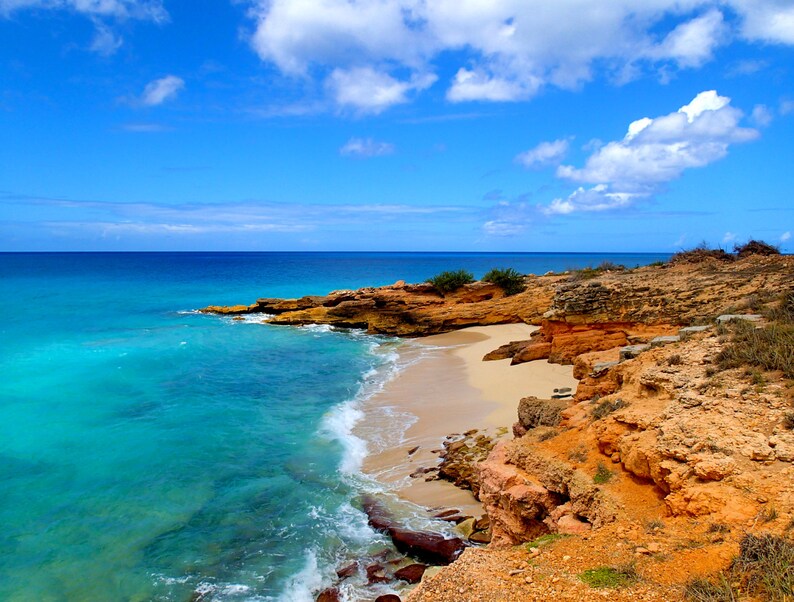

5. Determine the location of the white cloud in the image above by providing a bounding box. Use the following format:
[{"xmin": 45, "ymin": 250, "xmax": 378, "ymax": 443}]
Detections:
[
  {"xmin": 483, "ymin": 220, "xmax": 526, "ymax": 236},
  {"xmin": 543, "ymin": 90, "xmax": 758, "ymax": 215},
  {"xmin": 90, "ymin": 20, "xmax": 123, "ymax": 56},
  {"xmin": 781, "ymin": 231, "xmax": 792, "ymax": 242},
  {"xmin": 543, "ymin": 185, "xmax": 638, "ymax": 215},
  {"xmin": 722, "ymin": 231, "xmax": 737, "ymax": 244},
  {"xmin": 0, "ymin": 1, "xmax": 166, "ymax": 57},
  {"xmin": 781, "ymin": 100, "xmax": 794, "ymax": 115},
  {"xmin": 447, "ymin": 69, "xmax": 539, "ymax": 103},
  {"xmin": 651, "ymin": 9, "xmax": 728, "ymax": 68},
  {"xmin": 515, "ymin": 139, "xmax": 569, "ymax": 169},
  {"xmin": 339, "ymin": 137, "xmax": 395, "ymax": 157},
  {"xmin": 244, "ymin": 1, "xmax": 794, "ymax": 110},
  {"xmin": 556, "ymin": 91, "xmax": 758, "ymax": 191},
  {"xmin": 751, "ymin": 104, "xmax": 773, "ymax": 126},
  {"xmin": 141, "ymin": 75, "xmax": 184, "ymax": 106},
  {"xmin": 729, "ymin": 0, "xmax": 794, "ymax": 44},
  {"xmin": 326, "ymin": 67, "xmax": 436, "ymax": 114}
]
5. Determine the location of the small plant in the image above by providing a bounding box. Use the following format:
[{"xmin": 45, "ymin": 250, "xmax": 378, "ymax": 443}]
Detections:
[
  {"xmin": 667, "ymin": 353, "xmax": 683, "ymax": 366},
  {"xmin": 732, "ymin": 533, "xmax": 794, "ymax": 600},
  {"xmin": 482, "ymin": 267, "xmax": 526, "ymax": 296},
  {"xmin": 427, "ymin": 269, "xmax": 474, "ymax": 294},
  {"xmin": 684, "ymin": 575, "xmax": 737, "ymax": 602},
  {"xmin": 578, "ymin": 564, "xmax": 638, "ymax": 589},
  {"xmin": 644, "ymin": 518, "xmax": 665, "ymax": 533},
  {"xmin": 568, "ymin": 444, "xmax": 588, "ymax": 463},
  {"xmin": 783, "ymin": 410, "xmax": 794, "ymax": 431},
  {"xmin": 759, "ymin": 506, "xmax": 778, "ymax": 523},
  {"xmin": 707, "ymin": 523, "xmax": 731, "ymax": 535},
  {"xmin": 593, "ymin": 462, "xmax": 614, "ymax": 484},
  {"xmin": 591, "ymin": 398, "xmax": 626, "ymax": 420},
  {"xmin": 734, "ymin": 239, "xmax": 781, "ymax": 258},
  {"xmin": 526, "ymin": 533, "xmax": 567, "ymax": 549},
  {"xmin": 598, "ymin": 260, "xmax": 626, "ymax": 272}
]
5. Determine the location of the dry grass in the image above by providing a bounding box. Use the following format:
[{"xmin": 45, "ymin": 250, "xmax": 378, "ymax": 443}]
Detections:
[
  {"xmin": 732, "ymin": 533, "xmax": 794, "ymax": 601},
  {"xmin": 716, "ymin": 320, "xmax": 794, "ymax": 379}
]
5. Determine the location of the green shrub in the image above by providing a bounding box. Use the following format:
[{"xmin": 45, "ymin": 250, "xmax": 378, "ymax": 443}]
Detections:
[
  {"xmin": 427, "ymin": 269, "xmax": 474, "ymax": 294},
  {"xmin": 578, "ymin": 564, "xmax": 638, "ymax": 588},
  {"xmin": 593, "ymin": 462, "xmax": 614, "ymax": 484},
  {"xmin": 482, "ymin": 267, "xmax": 526, "ymax": 296}
]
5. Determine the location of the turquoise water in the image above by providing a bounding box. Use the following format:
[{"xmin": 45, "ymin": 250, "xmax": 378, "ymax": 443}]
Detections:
[{"xmin": 0, "ymin": 252, "xmax": 668, "ymax": 601}]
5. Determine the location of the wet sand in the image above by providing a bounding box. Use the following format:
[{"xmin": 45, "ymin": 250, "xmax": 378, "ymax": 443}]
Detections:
[{"xmin": 357, "ymin": 324, "xmax": 578, "ymax": 517}]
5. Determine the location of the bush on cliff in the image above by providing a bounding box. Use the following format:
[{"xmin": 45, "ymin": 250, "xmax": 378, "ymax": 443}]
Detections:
[
  {"xmin": 670, "ymin": 243, "xmax": 734, "ymax": 264},
  {"xmin": 483, "ymin": 267, "xmax": 526, "ymax": 296},
  {"xmin": 734, "ymin": 239, "xmax": 781, "ymax": 258},
  {"xmin": 427, "ymin": 269, "xmax": 474, "ymax": 294},
  {"xmin": 716, "ymin": 319, "xmax": 794, "ymax": 379}
]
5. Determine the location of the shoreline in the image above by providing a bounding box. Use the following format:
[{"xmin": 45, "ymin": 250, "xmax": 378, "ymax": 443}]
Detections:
[{"xmin": 356, "ymin": 323, "xmax": 579, "ymax": 516}]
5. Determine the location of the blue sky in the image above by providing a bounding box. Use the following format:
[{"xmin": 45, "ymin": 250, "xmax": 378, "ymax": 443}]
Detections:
[{"xmin": 1, "ymin": 0, "xmax": 792, "ymax": 252}]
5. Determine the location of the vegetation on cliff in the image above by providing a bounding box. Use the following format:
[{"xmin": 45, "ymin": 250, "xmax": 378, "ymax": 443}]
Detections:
[
  {"xmin": 482, "ymin": 267, "xmax": 526, "ymax": 296},
  {"xmin": 427, "ymin": 269, "xmax": 475, "ymax": 294}
]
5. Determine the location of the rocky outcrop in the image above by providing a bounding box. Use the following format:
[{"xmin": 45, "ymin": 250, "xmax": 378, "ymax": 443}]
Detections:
[
  {"xmin": 202, "ymin": 279, "xmax": 560, "ymax": 336},
  {"xmin": 361, "ymin": 496, "xmax": 468, "ymax": 565},
  {"xmin": 477, "ymin": 441, "xmax": 615, "ymax": 546}
]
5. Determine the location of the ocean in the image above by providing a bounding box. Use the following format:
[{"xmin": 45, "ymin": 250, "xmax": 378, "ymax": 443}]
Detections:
[{"xmin": 0, "ymin": 252, "xmax": 669, "ymax": 601}]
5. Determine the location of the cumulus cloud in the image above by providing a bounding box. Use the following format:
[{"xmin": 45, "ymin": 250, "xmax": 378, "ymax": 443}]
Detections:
[
  {"xmin": 243, "ymin": 0, "xmax": 794, "ymax": 110},
  {"xmin": 545, "ymin": 90, "xmax": 758, "ymax": 214},
  {"xmin": 90, "ymin": 20, "xmax": 123, "ymax": 56},
  {"xmin": 515, "ymin": 139, "xmax": 570, "ymax": 169},
  {"xmin": 339, "ymin": 137, "xmax": 395, "ymax": 157},
  {"xmin": 141, "ymin": 75, "xmax": 184, "ymax": 106},
  {"xmin": 782, "ymin": 231, "xmax": 792, "ymax": 242},
  {"xmin": 326, "ymin": 67, "xmax": 436, "ymax": 113},
  {"xmin": 557, "ymin": 91, "xmax": 757, "ymax": 189}
]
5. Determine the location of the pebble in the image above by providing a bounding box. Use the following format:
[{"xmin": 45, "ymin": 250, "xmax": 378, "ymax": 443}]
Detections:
[{"xmin": 562, "ymin": 555, "xmax": 571, "ymax": 561}]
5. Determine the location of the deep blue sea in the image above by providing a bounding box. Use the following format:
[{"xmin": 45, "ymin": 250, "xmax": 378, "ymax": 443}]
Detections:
[{"xmin": 0, "ymin": 252, "xmax": 669, "ymax": 601}]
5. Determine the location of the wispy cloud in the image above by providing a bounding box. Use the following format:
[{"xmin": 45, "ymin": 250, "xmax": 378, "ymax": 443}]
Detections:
[
  {"xmin": 515, "ymin": 139, "xmax": 570, "ymax": 170},
  {"xmin": 120, "ymin": 122, "xmax": 173, "ymax": 133},
  {"xmin": 141, "ymin": 75, "xmax": 184, "ymax": 106},
  {"xmin": 339, "ymin": 137, "xmax": 395, "ymax": 158}
]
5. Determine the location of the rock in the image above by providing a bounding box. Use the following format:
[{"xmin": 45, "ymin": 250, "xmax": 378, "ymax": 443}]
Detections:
[
  {"xmin": 650, "ymin": 335, "xmax": 681, "ymax": 347},
  {"xmin": 517, "ymin": 396, "xmax": 568, "ymax": 429},
  {"xmin": 469, "ymin": 530, "xmax": 492, "ymax": 544},
  {"xmin": 456, "ymin": 517, "xmax": 476, "ymax": 539},
  {"xmin": 335, "ymin": 562, "xmax": 357, "ymax": 579},
  {"xmin": 679, "ymin": 325, "xmax": 711, "ymax": 336},
  {"xmin": 511, "ymin": 342, "xmax": 553, "ymax": 364},
  {"xmin": 432, "ymin": 509, "xmax": 460, "ymax": 519},
  {"xmin": 474, "ymin": 515, "xmax": 490, "ymax": 531},
  {"xmin": 557, "ymin": 514, "xmax": 592, "ymax": 535},
  {"xmin": 715, "ymin": 314, "xmax": 763, "ymax": 323},
  {"xmin": 483, "ymin": 340, "xmax": 531, "ymax": 361},
  {"xmin": 407, "ymin": 446, "xmax": 420, "ymax": 455},
  {"xmin": 388, "ymin": 527, "xmax": 467, "ymax": 565},
  {"xmin": 374, "ymin": 595, "xmax": 401, "ymax": 602},
  {"xmin": 366, "ymin": 563, "xmax": 390, "ymax": 584},
  {"xmin": 394, "ymin": 563, "xmax": 427, "ymax": 583},
  {"xmin": 361, "ymin": 495, "xmax": 467, "ymax": 565},
  {"xmin": 591, "ymin": 361, "xmax": 620, "ymax": 375},
  {"xmin": 316, "ymin": 588, "xmax": 341, "ymax": 602},
  {"xmin": 620, "ymin": 344, "xmax": 651, "ymax": 360}
]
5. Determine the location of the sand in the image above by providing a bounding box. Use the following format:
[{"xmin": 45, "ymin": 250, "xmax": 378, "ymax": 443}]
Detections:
[{"xmin": 357, "ymin": 323, "xmax": 578, "ymax": 516}]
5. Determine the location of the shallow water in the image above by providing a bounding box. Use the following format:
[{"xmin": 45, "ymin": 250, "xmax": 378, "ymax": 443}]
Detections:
[{"xmin": 0, "ymin": 252, "xmax": 668, "ymax": 601}]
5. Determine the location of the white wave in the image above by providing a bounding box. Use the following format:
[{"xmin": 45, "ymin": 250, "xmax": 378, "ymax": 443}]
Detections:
[{"xmin": 277, "ymin": 549, "xmax": 327, "ymax": 602}]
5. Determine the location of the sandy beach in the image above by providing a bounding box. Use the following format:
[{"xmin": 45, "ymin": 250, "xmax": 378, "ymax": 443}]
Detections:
[{"xmin": 357, "ymin": 323, "xmax": 578, "ymax": 516}]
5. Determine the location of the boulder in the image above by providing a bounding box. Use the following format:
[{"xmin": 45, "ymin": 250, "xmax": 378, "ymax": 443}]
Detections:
[
  {"xmin": 316, "ymin": 588, "xmax": 341, "ymax": 602},
  {"xmin": 394, "ymin": 563, "xmax": 428, "ymax": 583}
]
